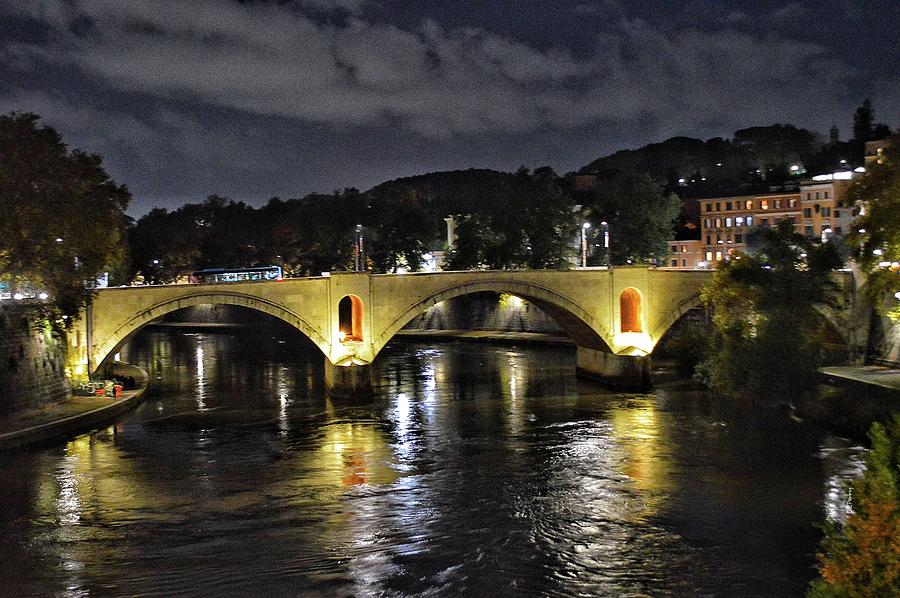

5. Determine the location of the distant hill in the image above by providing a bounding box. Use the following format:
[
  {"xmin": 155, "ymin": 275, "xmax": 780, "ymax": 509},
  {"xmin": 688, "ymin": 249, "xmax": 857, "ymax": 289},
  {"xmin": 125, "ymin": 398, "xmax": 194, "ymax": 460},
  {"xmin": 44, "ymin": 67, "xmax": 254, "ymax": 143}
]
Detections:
[{"xmin": 579, "ymin": 124, "xmax": 862, "ymax": 199}]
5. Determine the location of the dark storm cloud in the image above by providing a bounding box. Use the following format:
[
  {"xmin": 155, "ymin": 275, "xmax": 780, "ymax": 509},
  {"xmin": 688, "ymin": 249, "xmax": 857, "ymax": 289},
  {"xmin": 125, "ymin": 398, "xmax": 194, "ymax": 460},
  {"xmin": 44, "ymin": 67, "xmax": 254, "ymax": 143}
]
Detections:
[{"xmin": 0, "ymin": 0, "xmax": 897, "ymax": 212}]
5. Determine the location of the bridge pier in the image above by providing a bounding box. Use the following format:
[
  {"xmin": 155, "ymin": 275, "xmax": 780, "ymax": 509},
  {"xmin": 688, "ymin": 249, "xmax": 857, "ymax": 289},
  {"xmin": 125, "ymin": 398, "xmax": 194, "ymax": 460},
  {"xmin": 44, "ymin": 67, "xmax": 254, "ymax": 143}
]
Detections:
[
  {"xmin": 324, "ymin": 361, "xmax": 373, "ymax": 398},
  {"xmin": 576, "ymin": 347, "xmax": 651, "ymax": 389}
]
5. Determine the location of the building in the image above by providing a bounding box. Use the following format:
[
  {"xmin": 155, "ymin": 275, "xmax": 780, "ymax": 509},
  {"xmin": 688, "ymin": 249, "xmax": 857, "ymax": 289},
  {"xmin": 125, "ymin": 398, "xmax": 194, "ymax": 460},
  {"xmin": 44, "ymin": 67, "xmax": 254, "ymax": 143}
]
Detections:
[
  {"xmin": 698, "ymin": 191, "xmax": 801, "ymax": 266},
  {"xmin": 665, "ymin": 239, "xmax": 704, "ymax": 269},
  {"xmin": 798, "ymin": 174, "xmax": 858, "ymax": 240},
  {"xmin": 865, "ymin": 138, "xmax": 890, "ymax": 166}
]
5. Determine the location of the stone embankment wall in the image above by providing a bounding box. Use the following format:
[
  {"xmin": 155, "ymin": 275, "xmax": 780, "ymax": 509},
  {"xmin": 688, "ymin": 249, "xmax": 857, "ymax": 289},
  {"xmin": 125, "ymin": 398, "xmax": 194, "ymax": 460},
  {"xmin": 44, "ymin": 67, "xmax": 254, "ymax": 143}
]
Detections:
[
  {"xmin": 871, "ymin": 314, "xmax": 900, "ymax": 366},
  {"xmin": 0, "ymin": 304, "xmax": 69, "ymax": 415},
  {"xmin": 403, "ymin": 291, "xmax": 564, "ymax": 334}
]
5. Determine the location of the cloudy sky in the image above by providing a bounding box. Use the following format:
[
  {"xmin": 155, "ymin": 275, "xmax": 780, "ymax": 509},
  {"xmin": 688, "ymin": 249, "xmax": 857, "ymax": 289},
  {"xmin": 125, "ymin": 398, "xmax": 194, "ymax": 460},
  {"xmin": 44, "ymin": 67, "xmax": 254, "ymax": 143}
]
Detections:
[{"xmin": 2, "ymin": 0, "xmax": 898, "ymax": 214}]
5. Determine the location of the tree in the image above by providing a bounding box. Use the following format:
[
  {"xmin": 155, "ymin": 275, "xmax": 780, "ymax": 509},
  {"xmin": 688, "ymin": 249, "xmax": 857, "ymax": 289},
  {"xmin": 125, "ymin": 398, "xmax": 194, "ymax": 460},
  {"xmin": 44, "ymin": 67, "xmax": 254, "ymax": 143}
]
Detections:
[
  {"xmin": 808, "ymin": 417, "xmax": 900, "ymax": 597},
  {"xmin": 847, "ymin": 135, "xmax": 900, "ymax": 321},
  {"xmin": 853, "ymin": 99, "xmax": 875, "ymax": 143},
  {"xmin": 583, "ymin": 172, "xmax": 680, "ymax": 265},
  {"xmin": 446, "ymin": 167, "xmax": 577, "ymax": 270},
  {"xmin": 696, "ymin": 221, "xmax": 843, "ymax": 404},
  {"xmin": 0, "ymin": 112, "xmax": 130, "ymax": 320}
]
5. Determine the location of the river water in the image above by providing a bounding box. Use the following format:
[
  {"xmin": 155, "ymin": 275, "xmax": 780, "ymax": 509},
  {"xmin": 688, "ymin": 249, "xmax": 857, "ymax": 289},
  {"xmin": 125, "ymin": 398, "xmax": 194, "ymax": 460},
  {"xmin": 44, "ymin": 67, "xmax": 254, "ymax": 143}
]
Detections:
[{"xmin": 0, "ymin": 327, "xmax": 867, "ymax": 597}]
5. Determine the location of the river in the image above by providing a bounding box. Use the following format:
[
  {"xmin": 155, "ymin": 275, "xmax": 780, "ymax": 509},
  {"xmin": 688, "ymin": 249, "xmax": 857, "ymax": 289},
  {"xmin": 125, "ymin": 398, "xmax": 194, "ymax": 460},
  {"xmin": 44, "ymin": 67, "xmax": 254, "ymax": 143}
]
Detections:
[{"xmin": 0, "ymin": 326, "xmax": 866, "ymax": 596}]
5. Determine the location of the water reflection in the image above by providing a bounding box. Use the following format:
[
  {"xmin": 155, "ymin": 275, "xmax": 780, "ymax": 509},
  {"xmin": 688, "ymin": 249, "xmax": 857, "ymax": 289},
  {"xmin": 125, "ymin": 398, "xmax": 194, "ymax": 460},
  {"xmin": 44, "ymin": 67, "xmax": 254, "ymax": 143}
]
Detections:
[{"xmin": 0, "ymin": 330, "xmax": 868, "ymax": 597}]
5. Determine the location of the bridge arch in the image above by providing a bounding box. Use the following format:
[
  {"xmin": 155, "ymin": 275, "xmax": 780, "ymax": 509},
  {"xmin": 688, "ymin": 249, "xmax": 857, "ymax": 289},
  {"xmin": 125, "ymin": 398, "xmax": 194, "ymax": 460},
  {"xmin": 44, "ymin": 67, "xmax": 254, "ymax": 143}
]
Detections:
[
  {"xmin": 374, "ymin": 279, "xmax": 613, "ymax": 356},
  {"xmin": 648, "ymin": 291, "xmax": 705, "ymax": 348},
  {"xmin": 92, "ymin": 291, "xmax": 329, "ymax": 372}
]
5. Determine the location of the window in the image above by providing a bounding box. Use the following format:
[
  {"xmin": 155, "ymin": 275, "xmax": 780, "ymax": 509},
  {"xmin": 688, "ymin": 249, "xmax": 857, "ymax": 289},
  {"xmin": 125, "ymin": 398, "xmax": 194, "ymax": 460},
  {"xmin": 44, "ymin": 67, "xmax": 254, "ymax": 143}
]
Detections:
[
  {"xmin": 815, "ymin": 191, "xmax": 820, "ymax": 199},
  {"xmin": 735, "ymin": 233, "xmax": 743, "ymax": 244},
  {"xmin": 715, "ymin": 251, "xmax": 723, "ymax": 261},
  {"xmin": 706, "ymin": 235, "xmax": 711, "ymax": 244},
  {"xmin": 682, "ymin": 259, "xmax": 687, "ymax": 266},
  {"xmin": 681, "ymin": 245, "xmax": 687, "ymax": 253},
  {"xmin": 716, "ymin": 202, "xmax": 721, "ymax": 211},
  {"xmin": 805, "ymin": 225, "xmax": 814, "ymax": 237},
  {"xmin": 746, "ymin": 216, "xmax": 753, "ymax": 226},
  {"xmin": 803, "ymin": 208, "xmax": 812, "ymax": 218},
  {"xmin": 706, "ymin": 203, "xmax": 712, "ymax": 212},
  {"xmin": 774, "ymin": 199, "xmax": 782, "ymax": 209},
  {"xmin": 726, "ymin": 201, "xmax": 733, "ymax": 211},
  {"xmin": 824, "ymin": 191, "xmax": 829, "ymax": 199},
  {"xmin": 705, "ymin": 251, "xmax": 713, "ymax": 262},
  {"xmin": 704, "ymin": 218, "xmax": 711, "ymax": 228},
  {"xmin": 806, "ymin": 192, "xmax": 812, "ymax": 200},
  {"xmin": 822, "ymin": 207, "xmax": 831, "ymax": 217},
  {"xmin": 671, "ymin": 259, "xmax": 678, "ymax": 267},
  {"xmin": 725, "ymin": 217, "xmax": 732, "ymax": 227},
  {"xmin": 745, "ymin": 200, "xmax": 753, "ymax": 210},
  {"xmin": 735, "ymin": 216, "xmax": 744, "ymax": 226},
  {"xmin": 620, "ymin": 288, "xmax": 642, "ymax": 333},
  {"xmin": 789, "ymin": 198, "xmax": 797, "ymax": 208},
  {"xmin": 834, "ymin": 210, "xmax": 841, "ymax": 218},
  {"xmin": 760, "ymin": 199, "xmax": 769, "ymax": 210},
  {"xmin": 714, "ymin": 218, "xmax": 721, "ymax": 227},
  {"xmin": 670, "ymin": 245, "xmax": 677, "ymax": 252}
]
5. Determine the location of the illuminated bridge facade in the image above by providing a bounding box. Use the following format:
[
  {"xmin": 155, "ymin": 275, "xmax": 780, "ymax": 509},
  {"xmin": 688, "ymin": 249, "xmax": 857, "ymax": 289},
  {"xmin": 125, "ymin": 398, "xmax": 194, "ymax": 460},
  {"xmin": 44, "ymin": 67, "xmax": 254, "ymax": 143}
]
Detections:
[{"xmin": 70, "ymin": 268, "xmax": 714, "ymax": 394}]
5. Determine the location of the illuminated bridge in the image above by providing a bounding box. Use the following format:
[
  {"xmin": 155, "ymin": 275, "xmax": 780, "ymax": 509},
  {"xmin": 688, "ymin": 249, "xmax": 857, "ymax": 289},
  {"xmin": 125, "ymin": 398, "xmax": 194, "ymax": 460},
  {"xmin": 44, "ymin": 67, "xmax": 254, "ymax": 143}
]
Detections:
[{"xmin": 69, "ymin": 267, "xmax": 716, "ymax": 395}]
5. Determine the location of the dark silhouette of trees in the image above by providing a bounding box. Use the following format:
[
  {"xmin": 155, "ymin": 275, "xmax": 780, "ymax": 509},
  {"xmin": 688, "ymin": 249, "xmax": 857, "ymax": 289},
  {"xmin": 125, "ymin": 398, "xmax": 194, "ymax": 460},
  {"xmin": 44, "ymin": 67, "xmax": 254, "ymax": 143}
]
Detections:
[
  {"xmin": 853, "ymin": 99, "xmax": 875, "ymax": 143},
  {"xmin": 581, "ymin": 172, "xmax": 680, "ymax": 265},
  {"xmin": 0, "ymin": 112, "xmax": 130, "ymax": 320}
]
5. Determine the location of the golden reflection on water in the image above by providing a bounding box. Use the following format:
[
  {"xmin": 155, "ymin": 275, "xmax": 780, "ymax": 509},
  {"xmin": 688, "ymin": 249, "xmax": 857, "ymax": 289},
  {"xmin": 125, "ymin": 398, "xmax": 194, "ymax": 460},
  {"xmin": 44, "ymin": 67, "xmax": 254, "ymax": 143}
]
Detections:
[{"xmin": 607, "ymin": 401, "xmax": 673, "ymax": 520}]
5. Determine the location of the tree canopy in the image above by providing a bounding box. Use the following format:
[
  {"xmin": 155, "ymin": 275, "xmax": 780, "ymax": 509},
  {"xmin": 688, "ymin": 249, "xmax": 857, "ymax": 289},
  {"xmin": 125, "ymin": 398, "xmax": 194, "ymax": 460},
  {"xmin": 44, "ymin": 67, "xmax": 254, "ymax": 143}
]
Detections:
[
  {"xmin": 582, "ymin": 172, "xmax": 680, "ymax": 265},
  {"xmin": 809, "ymin": 417, "xmax": 900, "ymax": 597},
  {"xmin": 696, "ymin": 221, "xmax": 843, "ymax": 403},
  {"xmin": 0, "ymin": 112, "xmax": 130, "ymax": 320}
]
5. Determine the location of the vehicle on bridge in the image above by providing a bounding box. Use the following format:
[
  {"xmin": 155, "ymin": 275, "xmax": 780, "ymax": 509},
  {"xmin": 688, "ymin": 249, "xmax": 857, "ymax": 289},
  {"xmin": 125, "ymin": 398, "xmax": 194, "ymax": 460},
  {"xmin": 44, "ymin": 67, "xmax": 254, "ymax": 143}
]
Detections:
[{"xmin": 190, "ymin": 266, "xmax": 283, "ymax": 284}]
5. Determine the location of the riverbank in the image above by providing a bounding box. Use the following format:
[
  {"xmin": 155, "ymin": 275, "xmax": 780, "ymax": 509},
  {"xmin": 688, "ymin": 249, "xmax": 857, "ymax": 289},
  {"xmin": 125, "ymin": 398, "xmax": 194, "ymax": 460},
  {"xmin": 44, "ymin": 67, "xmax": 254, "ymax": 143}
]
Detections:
[{"xmin": 0, "ymin": 384, "xmax": 147, "ymax": 450}]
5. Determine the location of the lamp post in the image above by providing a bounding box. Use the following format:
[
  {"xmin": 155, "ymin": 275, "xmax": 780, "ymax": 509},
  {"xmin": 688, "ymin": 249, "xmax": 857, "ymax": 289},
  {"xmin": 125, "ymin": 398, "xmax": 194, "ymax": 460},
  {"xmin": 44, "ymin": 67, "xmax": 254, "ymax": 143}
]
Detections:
[
  {"xmin": 354, "ymin": 224, "xmax": 365, "ymax": 272},
  {"xmin": 581, "ymin": 222, "xmax": 591, "ymax": 268},
  {"xmin": 601, "ymin": 221, "xmax": 610, "ymax": 268}
]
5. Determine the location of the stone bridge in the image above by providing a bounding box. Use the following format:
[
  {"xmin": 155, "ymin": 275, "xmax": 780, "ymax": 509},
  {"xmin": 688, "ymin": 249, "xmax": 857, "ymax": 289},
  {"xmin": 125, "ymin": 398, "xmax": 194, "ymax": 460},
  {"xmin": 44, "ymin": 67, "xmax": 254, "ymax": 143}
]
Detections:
[{"xmin": 68, "ymin": 267, "xmax": 716, "ymax": 394}]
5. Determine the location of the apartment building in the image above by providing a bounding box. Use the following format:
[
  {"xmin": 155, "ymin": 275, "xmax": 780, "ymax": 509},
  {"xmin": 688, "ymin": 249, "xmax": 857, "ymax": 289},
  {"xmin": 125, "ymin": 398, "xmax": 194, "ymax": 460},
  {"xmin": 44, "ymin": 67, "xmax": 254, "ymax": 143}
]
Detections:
[
  {"xmin": 665, "ymin": 239, "xmax": 704, "ymax": 269},
  {"xmin": 698, "ymin": 192, "xmax": 800, "ymax": 266}
]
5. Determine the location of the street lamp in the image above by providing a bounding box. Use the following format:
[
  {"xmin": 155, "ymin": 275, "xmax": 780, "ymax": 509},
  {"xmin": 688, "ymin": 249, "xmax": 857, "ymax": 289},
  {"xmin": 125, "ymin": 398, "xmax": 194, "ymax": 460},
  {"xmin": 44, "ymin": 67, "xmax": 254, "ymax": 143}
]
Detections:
[
  {"xmin": 600, "ymin": 221, "xmax": 610, "ymax": 268},
  {"xmin": 581, "ymin": 222, "xmax": 591, "ymax": 268}
]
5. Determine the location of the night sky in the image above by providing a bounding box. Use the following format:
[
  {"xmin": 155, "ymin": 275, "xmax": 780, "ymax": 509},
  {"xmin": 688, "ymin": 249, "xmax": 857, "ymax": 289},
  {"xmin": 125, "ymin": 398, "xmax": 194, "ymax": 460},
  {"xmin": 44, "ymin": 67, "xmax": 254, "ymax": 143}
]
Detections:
[{"xmin": 2, "ymin": 1, "xmax": 898, "ymax": 214}]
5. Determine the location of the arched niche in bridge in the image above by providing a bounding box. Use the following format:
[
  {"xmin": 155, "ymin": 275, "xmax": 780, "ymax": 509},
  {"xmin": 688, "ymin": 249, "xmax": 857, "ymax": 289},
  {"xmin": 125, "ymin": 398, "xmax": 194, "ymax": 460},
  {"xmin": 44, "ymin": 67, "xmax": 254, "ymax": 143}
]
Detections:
[
  {"xmin": 338, "ymin": 295, "xmax": 364, "ymax": 342},
  {"xmin": 620, "ymin": 288, "xmax": 642, "ymax": 333}
]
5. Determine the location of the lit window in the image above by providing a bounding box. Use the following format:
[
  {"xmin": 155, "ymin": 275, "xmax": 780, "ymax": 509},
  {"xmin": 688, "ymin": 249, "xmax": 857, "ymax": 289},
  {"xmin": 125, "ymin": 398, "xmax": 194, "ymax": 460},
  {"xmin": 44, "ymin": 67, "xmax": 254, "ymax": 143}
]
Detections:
[
  {"xmin": 789, "ymin": 199, "xmax": 797, "ymax": 208},
  {"xmin": 745, "ymin": 200, "xmax": 753, "ymax": 210},
  {"xmin": 774, "ymin": 199, "xmax": 782, "ymax": 209},
  {"xmin": 735, "ymin": 216, "xmax": 744, "ymax": 226},
  {"xmin": 715, "ymin": 251, "xmax": 723, "ymax": 261},
  {"xmin": 705, "ymin": 251, "xmax": 713, "ymax": 261},
  {"xmin": 681, "ymin": 245, "xmax": 687, "ymax": 253},
  {"xmin": 725, "ymin": 217, "xmax": 732, "ymax": 227},
  {"xmin": 746, "ymin": 216, "xmax": 753, "ymax": 226},
  {"xmin": 761, "ymin": 199, "xmax": 769, "ymax": 210},
  {"xmin": 714, "ymin": 218, "xmax": 721, "ymax": 227}
]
